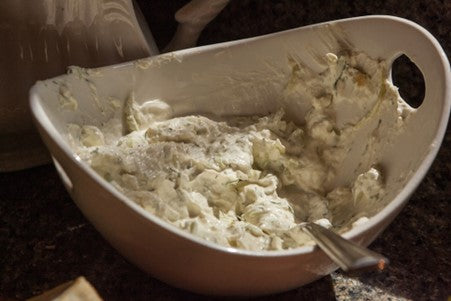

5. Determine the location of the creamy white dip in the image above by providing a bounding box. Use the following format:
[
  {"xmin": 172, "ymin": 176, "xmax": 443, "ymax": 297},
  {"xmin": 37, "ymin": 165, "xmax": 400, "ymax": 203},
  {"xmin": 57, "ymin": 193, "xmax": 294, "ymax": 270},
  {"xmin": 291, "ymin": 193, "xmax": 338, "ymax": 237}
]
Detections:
[{"xmin": 67, "ymin": 51, "xmax": 409, "ymax": 251}]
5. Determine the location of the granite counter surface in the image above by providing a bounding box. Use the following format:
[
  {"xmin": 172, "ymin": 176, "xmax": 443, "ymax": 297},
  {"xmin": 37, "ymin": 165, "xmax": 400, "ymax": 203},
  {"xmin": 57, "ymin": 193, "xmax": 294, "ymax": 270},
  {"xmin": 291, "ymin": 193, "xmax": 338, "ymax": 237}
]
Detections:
[{"xmin": 1, "ymin": 1, "xmax": 450, "ymax": 300}]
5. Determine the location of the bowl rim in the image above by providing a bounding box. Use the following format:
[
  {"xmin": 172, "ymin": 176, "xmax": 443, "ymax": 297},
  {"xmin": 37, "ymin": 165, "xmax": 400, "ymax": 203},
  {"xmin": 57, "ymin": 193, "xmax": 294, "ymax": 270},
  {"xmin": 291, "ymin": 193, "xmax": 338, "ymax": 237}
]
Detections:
[{"xmin": 30, "ymin": 15, "xmax": 451, "ymax": 258}]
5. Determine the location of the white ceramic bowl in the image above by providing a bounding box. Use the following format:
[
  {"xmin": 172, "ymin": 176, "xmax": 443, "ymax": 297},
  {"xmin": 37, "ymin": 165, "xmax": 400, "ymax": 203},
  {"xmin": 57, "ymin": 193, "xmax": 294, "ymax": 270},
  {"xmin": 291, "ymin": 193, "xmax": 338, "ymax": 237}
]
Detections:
[{"xmin": 30, "ymin": 16, "xmax": 450, "ymax": 296}]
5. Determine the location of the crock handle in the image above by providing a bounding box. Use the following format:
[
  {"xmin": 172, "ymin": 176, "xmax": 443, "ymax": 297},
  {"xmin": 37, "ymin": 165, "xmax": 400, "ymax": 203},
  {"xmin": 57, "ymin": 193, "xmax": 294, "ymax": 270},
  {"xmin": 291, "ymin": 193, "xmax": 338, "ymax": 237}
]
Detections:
[{"xmin": 164, "ymin": 0, "xmax": 230, "ymax": 52}]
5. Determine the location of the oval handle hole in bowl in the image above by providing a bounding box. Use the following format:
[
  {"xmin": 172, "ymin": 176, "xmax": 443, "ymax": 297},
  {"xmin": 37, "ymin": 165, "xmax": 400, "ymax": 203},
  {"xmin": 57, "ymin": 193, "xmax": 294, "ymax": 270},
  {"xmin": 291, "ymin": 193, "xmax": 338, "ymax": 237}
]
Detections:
[{"xmin": 391, "ymin": 54, "xmax": 425, "ymax": 109}]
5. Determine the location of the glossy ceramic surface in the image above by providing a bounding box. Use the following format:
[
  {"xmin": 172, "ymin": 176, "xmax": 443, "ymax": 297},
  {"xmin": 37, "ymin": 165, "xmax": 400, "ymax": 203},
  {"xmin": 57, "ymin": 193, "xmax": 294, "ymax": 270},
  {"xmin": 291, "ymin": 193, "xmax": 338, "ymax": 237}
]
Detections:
[
  {"xmin": 30, "ymin": 16, "xmax": 450, "ymax": 296},
  {"xmin": 0, "ymin": 0, "xmax": 157, "ymax": 171}
]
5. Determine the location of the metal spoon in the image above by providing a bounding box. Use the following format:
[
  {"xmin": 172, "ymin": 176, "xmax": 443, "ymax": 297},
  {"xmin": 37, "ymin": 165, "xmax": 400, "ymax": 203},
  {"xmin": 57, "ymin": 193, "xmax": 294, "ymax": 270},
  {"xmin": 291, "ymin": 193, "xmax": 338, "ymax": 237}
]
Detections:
[{"xmin": 302, "ymin": 222, "xmax": 389, "ymax": 272}]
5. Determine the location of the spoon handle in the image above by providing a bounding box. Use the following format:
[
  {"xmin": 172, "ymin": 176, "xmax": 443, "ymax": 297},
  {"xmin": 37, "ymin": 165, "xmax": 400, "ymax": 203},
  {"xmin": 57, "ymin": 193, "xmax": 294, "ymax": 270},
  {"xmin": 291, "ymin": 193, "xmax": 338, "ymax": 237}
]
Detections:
[{"xmin": 302, "ymin": 222, "xmax": 389, "ymax": 272}]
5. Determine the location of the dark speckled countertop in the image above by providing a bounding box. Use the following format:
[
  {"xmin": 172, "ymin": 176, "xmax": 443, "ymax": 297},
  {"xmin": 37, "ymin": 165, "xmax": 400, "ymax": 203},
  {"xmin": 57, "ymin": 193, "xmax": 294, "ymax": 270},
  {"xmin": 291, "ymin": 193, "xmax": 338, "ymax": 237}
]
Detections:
[{"xmin": 1, "ymin": 1, "xmax": 450, "ymax": 300}]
